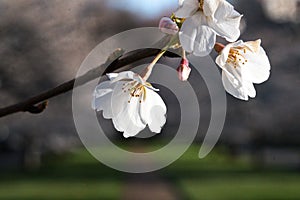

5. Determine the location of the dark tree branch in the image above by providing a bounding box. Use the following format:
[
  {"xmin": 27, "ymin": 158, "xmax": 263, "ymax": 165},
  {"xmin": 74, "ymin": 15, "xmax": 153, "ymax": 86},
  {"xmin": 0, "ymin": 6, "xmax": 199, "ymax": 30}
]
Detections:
[{"xmin": 0, "ymin": 48, "xmax": 179, "ymax": 118}]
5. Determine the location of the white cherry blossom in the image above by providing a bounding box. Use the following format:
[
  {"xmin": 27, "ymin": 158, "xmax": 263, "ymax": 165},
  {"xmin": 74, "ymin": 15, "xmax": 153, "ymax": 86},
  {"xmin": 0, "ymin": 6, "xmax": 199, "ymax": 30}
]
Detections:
[
  {"xmin": 216, "ymin": 39, "xmax": 271, "ymax": 100},
  {"xmin": 92, "ymin": 71, "xmax": 167, "ymax": 138},
  {"xmin": 175, "ymin": 0, "xmax": 242, "ymax": 56}
]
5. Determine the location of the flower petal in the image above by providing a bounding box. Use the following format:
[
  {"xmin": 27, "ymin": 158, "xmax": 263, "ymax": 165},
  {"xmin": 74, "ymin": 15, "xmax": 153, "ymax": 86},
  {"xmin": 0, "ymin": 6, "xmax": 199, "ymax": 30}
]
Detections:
[
  {"xmin": 207, "ymin": 0, "xmax": 242, "ymax": 42},
  {"xmin": 144, "ymin": 83, "xmax": 160, "ymax": 92},
  {"xmin": 242, "ymin": 47, "xmax": 271, "ymax": 84},
  {"xmin": 203, "ymin": 0, "xmax": 221, "ymax": 17},
  {"xmin": 216, "ymin": 44, "xmax": 231, "ymax": 67},
  {"xmin": 175, "ymin": 0, "xmax": 199, "ymax": 18},
  {"xmin": 179, "ymin": 18, "xmax": 198, "ymax": 53},
  {"xmin": 244, "ymin": 81, "xmax": 256, "ymax": 98},
  {"xmin": 109, "ymin": 71, "xmax": 144, "ymax": 84},
  {"xmin": 107, "ymin": 73, "xmax": 119, "ymax": 80},
  {"xmin": 111, "ymin": 82, "xmax": 146, "ymax": 138},
  {"xmin": 140, "ymin": 88, "xmax": 167, "ymax": 133},
  {"xmin": 92, "ymin": 81, "xmax": 115, "ymax": 119},
  {"xmin": 244, "ymin": 39, "xmax": 261, "ymax": 53},
  {"xmin": 178, "ymin": 0, "xmax": 184, "ymax": 6},
  {"xmin": 222, "ymin": 70, "xmax": 249, "ymax": 101},
  {"xmin": 222, "ymin": 66, "xmax": 257, "ymax": 101},
  {"xmin": 180, "ymin": 13, "xmax": 216, "ymax": 56},
  {"xmin": 193, "ymin": 25, "xmax": 216, "ymax": 56}
]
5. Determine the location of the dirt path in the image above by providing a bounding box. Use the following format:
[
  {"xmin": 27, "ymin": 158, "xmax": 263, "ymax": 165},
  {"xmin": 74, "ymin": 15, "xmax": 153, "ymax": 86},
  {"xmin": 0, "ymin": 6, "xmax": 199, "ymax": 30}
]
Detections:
[{"xmin": 121, "ymin": 173, "xmax": 183, "ymax": 200}]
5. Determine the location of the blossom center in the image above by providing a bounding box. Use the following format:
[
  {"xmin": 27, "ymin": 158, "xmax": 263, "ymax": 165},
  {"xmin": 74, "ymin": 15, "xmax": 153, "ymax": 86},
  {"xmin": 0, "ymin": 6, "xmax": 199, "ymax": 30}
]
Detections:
[
  {"xmin": 122, "ymin": 81, "xmax": 147, "ymax": 104},
  {"xmin": 226, "ymin": 47, "xmax": 248, "ymax": 68}
]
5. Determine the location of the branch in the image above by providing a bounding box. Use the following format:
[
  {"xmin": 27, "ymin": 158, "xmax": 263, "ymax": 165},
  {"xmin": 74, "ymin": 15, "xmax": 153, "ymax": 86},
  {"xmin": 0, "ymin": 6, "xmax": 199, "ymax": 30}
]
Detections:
[{"xmin": 0, "ymin": 48, "xmax": 179, "ymax": 118}]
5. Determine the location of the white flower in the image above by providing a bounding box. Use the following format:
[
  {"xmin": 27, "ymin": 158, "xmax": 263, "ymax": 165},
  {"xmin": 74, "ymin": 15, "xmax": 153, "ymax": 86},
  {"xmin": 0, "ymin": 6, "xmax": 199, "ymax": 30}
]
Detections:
[
  {"xmin": 216, "ymin": 39, "xmax": 271, "ymax": 101},
  {"xmin": 92, "ymin": 71, "xmax": 167, "ymax": 138},
  {"xmin": 175, "ymin": 0, "xmax": 242, "ymax": 56}
]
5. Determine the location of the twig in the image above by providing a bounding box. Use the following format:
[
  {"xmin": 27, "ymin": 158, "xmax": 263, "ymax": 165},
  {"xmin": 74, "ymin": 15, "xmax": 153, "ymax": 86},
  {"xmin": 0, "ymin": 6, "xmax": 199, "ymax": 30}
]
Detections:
[{"xmin": 0, "ymin": 48, "xmax": 179, "ymax": 118}]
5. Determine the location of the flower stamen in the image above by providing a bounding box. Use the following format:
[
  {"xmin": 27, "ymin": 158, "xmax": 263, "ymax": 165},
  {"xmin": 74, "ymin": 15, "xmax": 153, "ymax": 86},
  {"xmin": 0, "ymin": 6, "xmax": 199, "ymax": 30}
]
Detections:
[
  {"xmin": 125, "ymin": 82, "xmax": 148, "ymax": 104},
  {"xmin": 199, "ymin": 0, "xmax": 204, "ymax": 11},
  {"xmin": 226, "ymin": 47, "xmax": 248, "ymax": 68}
]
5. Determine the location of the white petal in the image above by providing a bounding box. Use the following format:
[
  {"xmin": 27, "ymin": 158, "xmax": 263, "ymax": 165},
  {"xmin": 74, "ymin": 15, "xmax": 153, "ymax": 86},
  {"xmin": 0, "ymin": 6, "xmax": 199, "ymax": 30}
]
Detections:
[
  {"xmin": 243, "ymin": 47, "xmax": 271, "ymax": 84},
  {"xmin": 222, "ymin": 66, "xmax": 257, "ymax": 101},
  {"xmin": 230, "ymin": 40, "xmax": 245, "ymax": 49},
  {"xmin": 207, "ymin": 0, "xmax": 242, "ymax": 42},
  {"xmin": 215, "ymin": 43, "xmax": 232, "ymax": 67},
  {"xmin": 257, "ymin": 47, "xmax": 271, "ymax": 71},
  {"xmin": 93, "ymin": 82, "xmax": 112, "ymax": 99},
  {"xmin": 145, "ymin": 84, "xmax": 160, "ymax": 92},
  {"xmin": 210, "ymin": 0, "xmax": 241, "ymax": 20},
  {"xmin": 110, "ymin": 71, "xmax": 144, "ymax": 84},
  {"xmin": 92, "ymin": 81, "xmax": 115, "ymax": 119},
  {"xmin": 193, "ymin": 25, "xmax": 216, "ymax": 56},
  {"xmin": 180, "ymin": 13, "xmax": 216, "ymax": 56},
  {"xmin": 113, "ymin": 98, "xmax": 146, "ymax": 138},
  {"xmin": 222, "ymin": 70, "xmax": 248, "ymax": 101},
  {"xmin": 203, "ymin": 0, "xmax": 221, "ymax": 17},
  {"xmin": 175, "ymin": 0, "xmax": 198, "ymax": 18},
  {"xmin": 110, "ymin": 82, "xmax": 130, "ymax": 120},
  {"xmin": 140, "ymin": 89, "xmax": 167, "ymax": 133},
  {"xmin": 107, "ymin": 73, "xmax": 118, "ymax": 80},
  {"xmin": 244, "ymin": 81, "xmax": 256, "ymax": 98},
  {"xmin": 244, "ymin": 39, "xmax": 261, "ymax": 53},
  {"xmin": 178, "ymin": 0, "xmax": 184, "ymax": 6},
  {"xmin": 228, "ymin": 64, "xmax": 243, "ymax": 86},
  {"xmin": 179, "ymin": 18, "xmax": 198, "ymax": 53},
  {"xmin": 111, "ymin": 82, "xmax": 146, "ymax": 138}
]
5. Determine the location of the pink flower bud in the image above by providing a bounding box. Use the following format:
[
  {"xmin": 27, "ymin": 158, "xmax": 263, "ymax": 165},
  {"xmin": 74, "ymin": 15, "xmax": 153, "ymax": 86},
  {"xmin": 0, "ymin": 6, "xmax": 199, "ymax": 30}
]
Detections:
[
  {"xmin": 159, "ymin": 17, "xmax": 179, "ymax": 35},
  {"xmin": 177, "ymin": 58, "xmax": 191, "ymax": 81}
]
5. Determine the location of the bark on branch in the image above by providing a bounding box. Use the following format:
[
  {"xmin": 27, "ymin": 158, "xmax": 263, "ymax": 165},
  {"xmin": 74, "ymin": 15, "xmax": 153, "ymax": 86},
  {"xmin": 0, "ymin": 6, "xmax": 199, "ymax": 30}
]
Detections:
[{"xmin": 0, "ymin": 49, "xmax": 178, "ymax": 118}]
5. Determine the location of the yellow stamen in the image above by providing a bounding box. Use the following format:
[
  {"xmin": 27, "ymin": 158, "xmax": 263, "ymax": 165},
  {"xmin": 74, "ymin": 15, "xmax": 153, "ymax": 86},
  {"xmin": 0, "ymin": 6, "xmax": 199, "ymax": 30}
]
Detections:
[
  {"xmin": 199, "ymin": 0, "xmax": 204, "ymax": 11},
  {"xmin": 126, "ymin": 82, "xmax": 149, "ymax": 103},
  {"xmin": 226, "ymin": 47, "xmax": 249, "ymax": 68},
  {"xmin": 143, "ymin": 86, "xmax": 147, "ymax": 101}
]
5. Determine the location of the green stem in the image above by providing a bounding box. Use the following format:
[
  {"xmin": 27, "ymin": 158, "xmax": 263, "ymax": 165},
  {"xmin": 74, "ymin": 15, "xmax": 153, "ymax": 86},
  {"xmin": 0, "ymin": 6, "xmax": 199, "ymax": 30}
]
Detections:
[
  {"xmin": 141, "ymin": 35, "xmax": 178, "ymax": 81},
  {"xmin": 141, "ymin": 49, "xmax": 167, "ymax": 81}
]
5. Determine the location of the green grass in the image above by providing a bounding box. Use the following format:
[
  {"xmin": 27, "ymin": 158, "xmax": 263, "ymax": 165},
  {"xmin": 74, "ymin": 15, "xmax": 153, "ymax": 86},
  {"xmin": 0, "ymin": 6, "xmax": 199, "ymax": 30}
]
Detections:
[
  {"xmin": 0, "ymin": 145, "xmax": 300, "ymax": 200},
  {"xmin": 0, "ymin": 149, "xmax": 123, "ymax": 200},
  {"xmin": 0, "ymin": 181, "xmax": 120, "ymax": 200},
  {"xmin": 181, "ymin": 177, "xmax": 300, "ymax": 200},
  {"xmin": 162, "ymin": 145, "xmax": 300, "ymax": 200}
]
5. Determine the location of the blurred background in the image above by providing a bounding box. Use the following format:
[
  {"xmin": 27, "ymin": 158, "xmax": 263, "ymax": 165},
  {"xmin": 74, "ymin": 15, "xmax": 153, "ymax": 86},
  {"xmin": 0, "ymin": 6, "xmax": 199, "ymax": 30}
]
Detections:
[{"xmin": 0, "ymin": 0, "xmax": 299, "ymax": 199}]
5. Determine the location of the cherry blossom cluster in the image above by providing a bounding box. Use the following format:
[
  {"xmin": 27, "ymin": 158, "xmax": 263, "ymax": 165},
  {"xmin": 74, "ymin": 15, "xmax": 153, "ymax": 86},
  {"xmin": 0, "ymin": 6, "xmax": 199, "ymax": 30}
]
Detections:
[{"xmin": 92, "ymin": 0, "xmax": 271, "ymax": 138}]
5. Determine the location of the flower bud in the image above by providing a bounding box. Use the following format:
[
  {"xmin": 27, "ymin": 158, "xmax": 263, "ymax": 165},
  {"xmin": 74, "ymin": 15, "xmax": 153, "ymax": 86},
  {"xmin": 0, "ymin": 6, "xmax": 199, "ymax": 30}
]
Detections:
[
  {"xmin": 177, "ymin": 58, "xmax": 191, "ymax": 81},
  {"xmin": 159, "ymin": 17, "xmax": 179, "ymax": 35}
]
